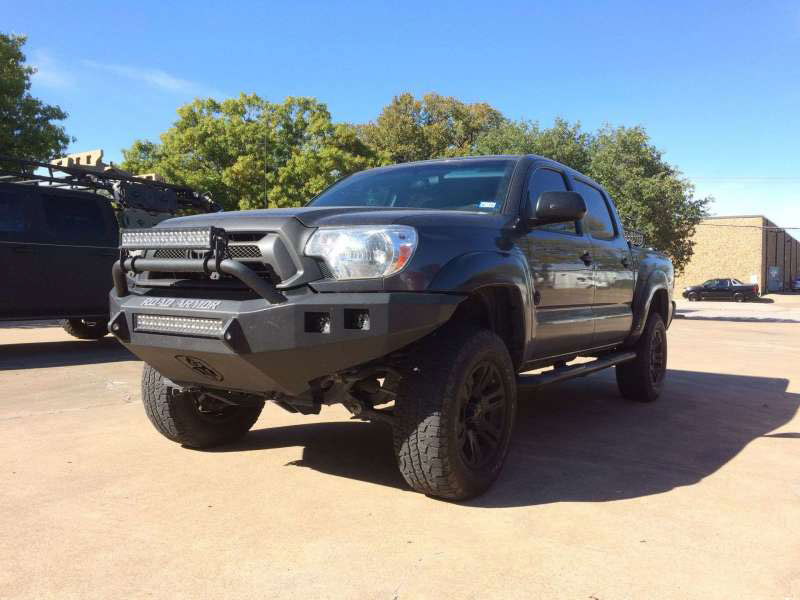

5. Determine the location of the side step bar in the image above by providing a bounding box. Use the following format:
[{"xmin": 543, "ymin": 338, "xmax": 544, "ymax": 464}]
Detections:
[{"xmin": 517, "ymin": 351, "xmax": 636, "ymax": 391}]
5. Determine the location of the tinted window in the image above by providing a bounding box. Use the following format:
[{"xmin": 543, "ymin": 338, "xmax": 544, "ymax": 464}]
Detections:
[
  {"xmin": 0, "ymin": 192, "xmax": 30, "ymax": 236},
  {"xmin": 42, "ymin": 195, "xmax": 107, "ymax": 244},
  {"xmin": 719, "ymin": 280, "xmax": 731, "ymax": 288},
  {"xmin": 574, "ymin": 180, "xmax": 615, "ymax": 241},
  {"xmin": 528, "ymin": 168, "xmax": 575, "ymax": 234},
  {"xmin": 309, "ymin": 160, "xmax": 515, "ymax": 214}
]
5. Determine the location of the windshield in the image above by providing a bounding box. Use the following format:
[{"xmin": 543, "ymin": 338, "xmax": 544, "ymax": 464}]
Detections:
[{"xmin": 308, "ymin": 160, "xmax": 516, "ymax": 214}]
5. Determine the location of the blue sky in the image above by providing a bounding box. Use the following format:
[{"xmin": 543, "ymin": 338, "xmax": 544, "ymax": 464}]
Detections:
[{"xmin": 5, "ymin": 0, "xmax": 799, "ymax": 227}]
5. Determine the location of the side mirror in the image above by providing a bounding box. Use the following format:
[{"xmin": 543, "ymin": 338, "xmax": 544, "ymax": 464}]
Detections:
[{"xmin": 527, "ymin": 191, "xmax": 587, "ymax": 226}]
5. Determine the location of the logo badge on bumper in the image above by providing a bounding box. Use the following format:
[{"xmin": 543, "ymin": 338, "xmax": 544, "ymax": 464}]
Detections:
[
  {"xmin": 175, "ymin": 355, "xmax": 224, "ymax": 381},
  {"xmin": 141, "ymin": 298, "xmax": 222, "ymax": 310}
]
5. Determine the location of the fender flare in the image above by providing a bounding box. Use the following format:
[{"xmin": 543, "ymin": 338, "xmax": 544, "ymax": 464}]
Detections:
[
  {"xmin": 428, "ymin": 249, "xmax": 535, "ymax": 350},
  {"xmin": 626, "ymin": 269, "xmax": 671, "ymax": 345}
]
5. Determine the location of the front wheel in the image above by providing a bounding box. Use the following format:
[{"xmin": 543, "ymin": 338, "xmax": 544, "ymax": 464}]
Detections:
[
  {"xmin": 141, "ymin": 365, "xmax": 264, "ymax": 449},
  {"xmin": 392, "ymin": 328, "xmax": 517, "ymax": 500},
  {"xmin": 61, "ymin": 318, "xmax": 108, "ymax": 340},
  {"xmin": 616, "ymin": 312, "xmax": 667, "ymax": 402}
]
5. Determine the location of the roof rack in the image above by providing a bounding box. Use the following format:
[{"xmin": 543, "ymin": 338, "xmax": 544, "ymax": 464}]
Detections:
[{"xmin": 0, "ymin": 155, "xmax": 221, "ymax": 215}]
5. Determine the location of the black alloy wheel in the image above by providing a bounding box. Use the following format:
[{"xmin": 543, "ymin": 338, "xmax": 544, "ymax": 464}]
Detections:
[{"xmin": 457, "ymin": 361, "xmax": 508, "ymax": 470}]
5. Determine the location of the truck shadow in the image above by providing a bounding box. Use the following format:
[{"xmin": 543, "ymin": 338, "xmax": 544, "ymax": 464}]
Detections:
[
  {"xmin": 0, "ymin": 338, "xmax": 135, "ymax": 370},
  {"xmin": 228, "ymin": 368, "xmax": 799, "ymax": 506}
]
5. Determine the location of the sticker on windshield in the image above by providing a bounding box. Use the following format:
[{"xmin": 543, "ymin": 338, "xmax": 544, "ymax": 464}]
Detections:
[{"xmin": 479, "ymin": 201, "xmax": 497, "ymax": 209}]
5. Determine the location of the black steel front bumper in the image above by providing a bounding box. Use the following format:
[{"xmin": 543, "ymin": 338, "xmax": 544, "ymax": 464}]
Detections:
[{"xmin": 109, "ymin": 288, "xmax": 463, "ymax": 396}]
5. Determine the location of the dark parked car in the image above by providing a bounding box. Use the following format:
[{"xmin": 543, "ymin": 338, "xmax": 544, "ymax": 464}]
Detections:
[
  {"xmin": 792, "ymin": 276, "xmax": 800, "ymax": 292},
  {"xmin": 109, "ymin": 155, "xmax": 674, "ymax": 500},
  {"xmin": 682, "ymin": 278, "xmax": 759, "ymax": 302},
  {"xmin": 0, "ymin": 158, "xmax": 219, "ymax": 339}
]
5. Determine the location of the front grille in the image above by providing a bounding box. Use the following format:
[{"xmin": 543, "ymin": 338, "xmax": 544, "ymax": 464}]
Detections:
[
  {"xmin": 153, "ymin": 248, "xmax": 188, "ymax": 259},
  {"xmin": 229, "ymin": 245, "xmax": 261, "ymax": 258},
  {"xmin": 153, "ymin": 245, "xmax": 261, "ymax": 259},
  {"xmin": 138, "ymin": 231, "xmax": 286, "ymax": 289},
  {"xmin": 227, "ymin": 233, "xmax": 263, "ymax": 242}
]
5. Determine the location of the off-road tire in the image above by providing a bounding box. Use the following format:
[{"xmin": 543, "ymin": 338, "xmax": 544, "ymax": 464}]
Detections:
[
  {"xmin": 616, "ymin": 312, "xmax": 667, "ymax": 402},
  {"xmin": 61, "ymin": 318, "xmax": 108, "ymax": 340},
  {"xmin": 733, "ymin": 293, "xmax": 745, "ymax": 303},
  {"xmin": 141, "ymin": 364, "xmax": 264, "ymax": 449},
  {"xmin": 392, "ymin": 328, "xmax": 517, "ymax": 500}
]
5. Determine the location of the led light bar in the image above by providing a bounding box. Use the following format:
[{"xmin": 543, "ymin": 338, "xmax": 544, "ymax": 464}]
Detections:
[
  {"xmin": 120, "ymin": 227, "xmax": 213, "ymax": 249},
  {"xmin": 134, "ymin": 313, "xmax": 225, "ymax": 337}
]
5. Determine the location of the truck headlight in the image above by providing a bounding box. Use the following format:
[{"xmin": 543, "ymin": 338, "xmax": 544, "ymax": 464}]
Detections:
[{"xmin": 305, "ymin": 226, "xmax": 418, "ymax": 280}]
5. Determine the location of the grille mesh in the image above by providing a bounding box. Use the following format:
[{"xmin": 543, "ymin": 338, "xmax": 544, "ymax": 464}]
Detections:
[
  {"xmin": 153, "ymin": 245, "xmax": 261, "ymax": 259},
  {"xmin": 229, "ymin": 245, "xmax": 261, "ymax": 258},
  {"xmin": 153, "ymin": 248, "xmax": 187, "ymax": 259},
  {"xmin": 317, "ymin": 261, "xmax": 334, "ymax": 279}
]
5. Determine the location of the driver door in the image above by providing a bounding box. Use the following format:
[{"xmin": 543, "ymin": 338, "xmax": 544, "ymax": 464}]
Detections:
[{"xmin": 523, "ymin": 167, "xmax": 595, "ymax": 360}]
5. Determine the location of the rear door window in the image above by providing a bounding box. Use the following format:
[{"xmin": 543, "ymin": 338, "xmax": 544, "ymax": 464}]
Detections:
[
  {"xmin": 42, "ymin": 194, "xmax": 109, "ymax": 245},
  {"xmin": 528, "ymin": 168, "xmax": 576, "ymax": 234},
  {"xmin": 573, "ymin": 180, "xmax": 616, "ymax": 241}
]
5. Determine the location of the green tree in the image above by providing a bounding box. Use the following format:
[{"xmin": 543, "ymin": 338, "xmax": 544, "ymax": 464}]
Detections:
[
  {"xmin": 0, "ymin": 33, "xmax": 71, "ymax": 162},
  {"xmin": 474, "ymin": 117, "xmax": 591, "ymax": 172},
  {"xmin": 121, "ymin": 94, "xmax": 379, "ymax": 210},
  {"xmin": 588, "ymin": 125, "xmax": 709, "ymax": 272},
  {"xmin": 358, "ymin": 92, "xmax": 504, "ymax": 163}
]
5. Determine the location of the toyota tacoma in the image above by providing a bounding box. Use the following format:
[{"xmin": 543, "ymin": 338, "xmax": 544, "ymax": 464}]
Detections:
[{"xmin": 109, "ymin": 155, "xmax": 674, "ymax": 500}]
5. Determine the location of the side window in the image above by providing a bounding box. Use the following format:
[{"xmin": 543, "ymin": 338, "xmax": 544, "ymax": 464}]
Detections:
[
  {"xmin": 574, "ymin": 180, "xmax": 616, "ymax": 241},
  {"xmin": 42, "ymin": 194, "xmax": 107, "ymax": 245},
  {"xmin": 528, "ymin": 168, "xmax": 576, "ymax": 234},
  {"xmin": 0, "ymin": 190, "xmax": 31, "ymax": 238}
]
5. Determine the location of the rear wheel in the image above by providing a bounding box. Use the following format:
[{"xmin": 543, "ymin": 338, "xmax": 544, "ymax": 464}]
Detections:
[
  {"xmin": 733, "ymin": 293, "xmax": 745, "ymax": 302},
  {"xmin": 616, "ymin": 312, "xmax": 667, "ymax": 402},
  {"xmin": 61, "ymin": 318, "xmax": 108, "ymax": 340},
  {"xmin": 392, "ymin": 328, "xmax": 517, "ymax": 500},
  {"xmin": 141, "ymin": 364, "xmax": 264, "ymax": 449},
  {"xmin": 686, "ymin": 292, "xmax": 698, "ymax": 302}
]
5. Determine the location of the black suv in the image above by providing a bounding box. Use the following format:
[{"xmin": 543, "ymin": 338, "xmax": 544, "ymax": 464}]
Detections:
[
  {"xmin": 0, "ymin": 158, "xmax": 219, "ymax": 339},
  {"xmin": 0, "ymin": 183, "xmax": 118, "ymax": 338}
]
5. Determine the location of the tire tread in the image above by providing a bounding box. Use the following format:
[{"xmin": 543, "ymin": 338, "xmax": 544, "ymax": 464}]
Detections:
[{"xmin": 392, "ymin": 328, "xmax": 516, "ymax": 500}]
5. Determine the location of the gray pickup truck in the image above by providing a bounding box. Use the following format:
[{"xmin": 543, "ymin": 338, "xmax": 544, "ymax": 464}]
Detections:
[{"xmin": 109, "ymin": 155, "xmax": 674, "ymax": 500}]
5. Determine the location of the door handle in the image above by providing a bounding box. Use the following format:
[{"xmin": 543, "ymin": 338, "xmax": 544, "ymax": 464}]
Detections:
[
  {"xmin": 13, "ymin": 246, "xmax": 36, "ymax": 255},
  {"xmin": 580, "ymin": 252, "xmax": 593, "ymax": 266}
]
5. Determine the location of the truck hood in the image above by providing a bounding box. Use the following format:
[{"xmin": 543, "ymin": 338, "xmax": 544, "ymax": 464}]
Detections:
[{"xmin": 158, "ymin": 206, "xmax": 512, "ymax": 230}]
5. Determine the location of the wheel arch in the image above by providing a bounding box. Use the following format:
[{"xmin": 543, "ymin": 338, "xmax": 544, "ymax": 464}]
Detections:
[
  {"xmin": 428, "ymin": 250, "xmax": 533, "ymax": 372},
  {"xmin": 625, "ymin": 269, "xmax": 672, "ymax": 346}
]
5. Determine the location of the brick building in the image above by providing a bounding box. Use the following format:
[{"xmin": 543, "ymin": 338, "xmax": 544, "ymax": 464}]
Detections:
[{"xmin": 674, "ymin": 215, "xmax": 800, "ymax": 293}]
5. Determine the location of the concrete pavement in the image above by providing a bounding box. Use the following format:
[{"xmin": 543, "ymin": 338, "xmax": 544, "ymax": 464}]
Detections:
[{"xmin": 1, "ymin": 318, "xmax": 799, "ymax": 599}]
